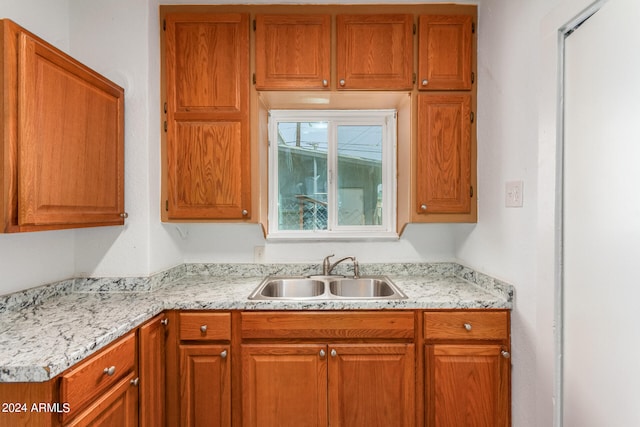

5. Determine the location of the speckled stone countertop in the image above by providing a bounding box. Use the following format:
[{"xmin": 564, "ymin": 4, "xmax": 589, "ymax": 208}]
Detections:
[{"xmin": 0, "ymin": 262, "xmax": 513, "ymax": 383}]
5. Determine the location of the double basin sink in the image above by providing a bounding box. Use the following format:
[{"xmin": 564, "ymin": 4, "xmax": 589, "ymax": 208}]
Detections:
[{"xmin": 248, "ymin": 275, "xmax": 407, "ymax": 300}]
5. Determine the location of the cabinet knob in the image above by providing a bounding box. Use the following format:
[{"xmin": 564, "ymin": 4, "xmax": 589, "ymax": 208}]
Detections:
[
  {"xmin": 330, "ymin": 349, "xmax": 337, "ymax": 357},
  {"xmin": 322, "ymin": 79, "xmax": 328, "ymax": 87},
  {"xmin": 220, "ymin": 350, "xmax": 228, "ymax": 359},
  {"xmin": 130, "ymin": 377, "xmax": 140, "ymax": 386},
  {"xmin": 463, "ymin": 323, "xmax": 472, "ymax": 331},
  {"xmin": 339, "ymin": 79, "xmax": 345, "ymax": 87},
  {"xmin": 242, "ymin": 209, "xmax": 248, "ymax": 216},
  {"xmin": 103, "ymin": 366, "xmax": 116, "ymax": 376},
  {"xmin": 161, "ymin": 318, "xmax": 168, "ymax": 326},
  {"xmin": 319, "ymin": 349, "xmax": 326, "ymax": 358},
  {"xmin": 501, "ymin": 350, "xmax": 511, "ymax": 359},
  {"xmin": 420, "ymin": 204, "xmax": 427, "ymax": 211},
  {"xmin": 120, "ymin": 212, "xmax": 128, "ymax": 219},
  {"xmin": 200, "ymin": 325, "xmax": 207, "ymax": 334},
  {"xmin": 422, "ymin": 79, "xmax": 428, "ymax": 86}
]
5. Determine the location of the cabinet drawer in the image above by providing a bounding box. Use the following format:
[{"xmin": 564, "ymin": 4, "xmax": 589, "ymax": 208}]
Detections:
[
  {"xmin": 60, "ymin": 332, "xmax": 136, "ymax": 420},
  {"xmin": 179, "ymin": 312, "xmax": 231, "ymax": 341},
  {"xmin": 241, "ymin": 311, "xmax": 414, "ymax": 339},
  {"xmin": 424, "ymin": 311, "xmax": 509, "ymax": 341}
]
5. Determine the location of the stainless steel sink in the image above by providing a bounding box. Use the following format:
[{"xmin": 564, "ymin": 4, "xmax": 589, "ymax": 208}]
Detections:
[
  {"xmin": 248, "ymin": 276, "xmax": 406, "ymax": 300},
  {"xmin": 258, "ymin": 278, "xmax": 325, "ymax": 298},
  {"xmin": 329, "ymin": 278, "xmax": 397, "ymax": 298}
]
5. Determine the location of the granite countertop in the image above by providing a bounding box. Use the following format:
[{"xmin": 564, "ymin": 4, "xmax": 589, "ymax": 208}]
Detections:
[{"xmin": 0, "ymin": 262, "xmax": 514, "ymax": 383}]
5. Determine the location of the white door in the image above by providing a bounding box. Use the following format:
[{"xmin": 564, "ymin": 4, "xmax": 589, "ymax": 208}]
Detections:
[{"xmin": 563, "ymin": 0, "xmax": 640, "ymax": 425}]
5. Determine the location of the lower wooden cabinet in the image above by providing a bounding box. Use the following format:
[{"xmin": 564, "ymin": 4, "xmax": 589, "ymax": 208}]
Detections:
[
  {"xmin": 424, "ymin": 311, "xmax": 511, "ymax": 427},
  {"xmin": 0, "ymin": 309, "xmax": 510, "ymax": 427},
  {"xmin": 165, "ymin": 311, "xmax": 232, "ymax": 427},
  {"xmin": 240, "ymin": 311, "xmax": 416, "ymax": 427}
]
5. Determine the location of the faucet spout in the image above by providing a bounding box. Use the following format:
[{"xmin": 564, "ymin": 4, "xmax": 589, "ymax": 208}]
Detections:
[{"xmin": 322, "ymin": 255, "xmax": 359, "ymax": 278}]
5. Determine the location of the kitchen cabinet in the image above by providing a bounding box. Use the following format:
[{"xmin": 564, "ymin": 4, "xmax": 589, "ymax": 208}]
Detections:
[
  {"xmin": 60, "ymin": 331, "xmax": 138, "ymax": 426},
  {"xmin": 240, "ymin": 311, "xmax": 415, "ymax": 427},
  {"xmin": 163, "ymin": 13, "xmax": 251, "ymax": 220},
  {"xmin": 418, "ymin": 15, "xmax": 473, "ymax": 91},
  {"xmin": 138, "ymin": 313, "xmax": 167, "ymax": 426},
  {"xmin": 255, "ymin": 14, "xmax": 331, "ymax": 90},
  {"xmin": 173, "ymin": 312, "xmax": 231, "ymax": 427},
  {"xmin": 336, "ymin": 14, "xmax": 414, "ymax": 90},
  {"xmin": 0, "ymin": 19, "xmax": 125, "ymax": 233},
  {"xmin": 423, "ymin": 311, "xmax": 511, "ymax": 427},
  {"xmin": 415, "ymin": 93, "xmax": 473, "ymax": 216}
]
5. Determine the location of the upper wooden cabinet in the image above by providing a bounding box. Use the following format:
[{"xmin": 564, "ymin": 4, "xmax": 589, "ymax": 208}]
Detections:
[
  {"xmin": 0, "ymin": 19, "xmax": 125, "ymax": 233},
  {"xmin": 163, "ymin": 13, "xmax": 251, "ymax": 220},
  {"xmin": 255, "ymin": 15, "xmax": 331, "ymax": 90},
  {"xmin": 418, "ymin": 15, "xmax": 473, "ymax": 90},
  {"xmin": 336, "ymin": 14, "xmax": 414, "ymax": 90},
  {"xmin": 416, "ymin": 94, "xmax": 472, "ymax": 216}
]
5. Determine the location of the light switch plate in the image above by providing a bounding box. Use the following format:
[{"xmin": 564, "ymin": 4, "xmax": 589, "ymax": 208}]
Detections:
[{"xmin": 505, "ymin": 181, "xmax": 524, "ymax": 207}]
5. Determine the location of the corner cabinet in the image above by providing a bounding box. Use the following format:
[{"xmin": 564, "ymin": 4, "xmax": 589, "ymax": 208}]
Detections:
[
  {"xmin": 162, "ymin": 13, "xmax": 251, "ymax": 221},
  {"xmin": 0, "ymin": 19, "xmax": 125, "ymax": 233}
]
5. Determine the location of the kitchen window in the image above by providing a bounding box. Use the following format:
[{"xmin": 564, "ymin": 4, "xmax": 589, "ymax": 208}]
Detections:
[{"xmin": 268, "ymin": 110, "xmax": 397, "ymax": 239}]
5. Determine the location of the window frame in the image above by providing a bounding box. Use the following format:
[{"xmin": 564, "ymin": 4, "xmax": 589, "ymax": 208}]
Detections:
[{"xmin": 267, "ymin": 109, "xmax": 397, "ymax": 240}]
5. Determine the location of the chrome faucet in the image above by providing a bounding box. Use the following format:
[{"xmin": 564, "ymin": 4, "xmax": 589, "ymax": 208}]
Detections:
[{"xmin": 322, "ymin": 254, "xmax": 359, "ymax": 278}]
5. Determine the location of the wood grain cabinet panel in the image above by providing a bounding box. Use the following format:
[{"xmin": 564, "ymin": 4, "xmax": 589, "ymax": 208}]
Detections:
[
  {"xmin": 179, "ymin": 344, "xmax": 231, "ymax": 427},
  {"xmin": 416, "ymin": 94, "xmax": 472, "ymax": 215},
  {"xmin": 255, "ymin": 15, "xmax": 331, "ymax": 90},
  {"xmin": 64, "ymin": 372, "xmax": 139, "ymax": 427},
  {"xmin": 425, "ymin": 345, "xmax": 510, "ymax": 427},
  {"xmin": 418, "ymin": 15, "xmax": 473, "ymax": 90},
  {"xmin": 0, "ymin": 19, "xmax": 125, "ymax": 232},
  {"xmin": 328, "ymin": 344, "xmax": 415, "ymax": 427},
  {"xmin": 163, "ymin": 13, "xmax": 250, "ymax": 220},
  {"xmin": 139, "ymin": 314, "xmax": 168, "ymax": 427},
  {"xmin": 241, "ymin": 344, "xmax": 328, "ymax": 427},
  {"xmin": 336, "ymin": 14, "xmax": 414, "ymax": 90}
]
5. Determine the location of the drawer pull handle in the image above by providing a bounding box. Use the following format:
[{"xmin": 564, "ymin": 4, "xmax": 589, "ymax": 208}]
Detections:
[
  {"xmin": 130, "ymin": 377, "xmax": 140, "ymax": 386},
  {"xmin": 501, "ymin": 350, "xmax": 511, "ymax": 359},
  {"xmin": 330, "ymin": 349, "xmax": 337, "ymax": 357},
  {"xmin": 220, "ymin": 350, "xmax": 228, "ymax": 359},
  {"xmin": 200, "ymin": 325, "xmax": 208, "ymax": 334},
  {"xmin": 103, "ymin": 366, "xmax": 116, "ymax": 376},
  {"xmin": 161, "ymin": 318, "xmax": 168, "ymax": 326},
  {"xmin": 319, "ymin": 349, "xmax": 326, "ymax": 358},
  {"xmin": 463, "ymin": 323, "xmax": 472, "ymax": 331}
]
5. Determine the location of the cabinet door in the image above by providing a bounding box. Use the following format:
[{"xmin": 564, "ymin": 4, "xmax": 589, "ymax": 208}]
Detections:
[
  {"xmin": 255, "ymin": 15, "xmax": 330, "ymax": 90},
  {"xmin": 164, "ymin": 13, "xmax": 250, "ymax": 220},
  {"xmin": 64, "ymin": 372, "xmax": 138, "ymax": 427},
  {"xmin": 425, "ymin": 344, "xmax": 510, "ymax": 427},
  {"xmin": 328, "ymin": 344, "xmax": 415, "ymax": 427},
  {"xmin": 418, "ymin": 15, "xmax": 473, "ymax": 90},
  {"xmin": 179, "ymin": 344, "xmax": 231, "ymax": 427},
  {"xmin": 242, "ymin": 344, "xmax": 327, "ymax": 427},
  {"xmin": 416, "ymin": 94, "xmax": 471, "ymax": 215},
  {"xmin": 336, "ymin": 14, "xmax": 413, "ymax": 90},
  {"xmin": 17, "ymin": 31, "xmax": 125, "ymax": 228},
  {"xmin": 139, "ymin": 314, "xmax": 167, "ymax": 427}
]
